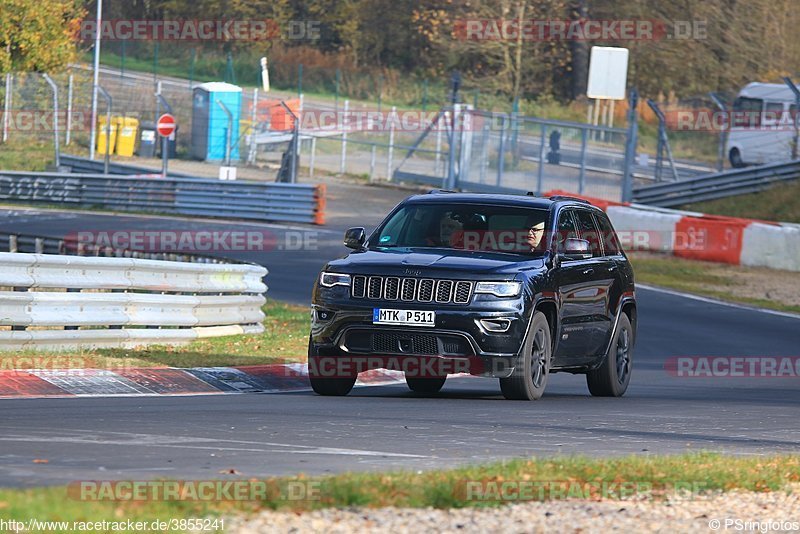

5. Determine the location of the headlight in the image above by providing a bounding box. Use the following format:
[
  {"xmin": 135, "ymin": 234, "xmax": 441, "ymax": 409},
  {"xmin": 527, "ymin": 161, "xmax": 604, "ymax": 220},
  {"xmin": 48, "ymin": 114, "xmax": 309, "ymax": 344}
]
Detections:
[
  {"xmin": 319, "ymin": 272, "xmax": 351, "ymax": 288},
  {"xmin": 475, "ymin": 281, "xmax": 521, "ymax": 298}
]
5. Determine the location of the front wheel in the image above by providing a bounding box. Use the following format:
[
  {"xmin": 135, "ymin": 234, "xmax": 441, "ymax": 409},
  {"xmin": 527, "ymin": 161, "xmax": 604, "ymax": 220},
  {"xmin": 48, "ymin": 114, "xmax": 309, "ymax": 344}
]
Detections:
[
  {"xmin": 729, "ymin": 148, "xmax": 745, "ymax": 168},
  {"xmin": 499, "ymin": 311, "xmax": 551, "ymax": 400},
  {"xmin": 308, "ymin": 337, "xmax": 356, "ymax": 396},
  {"xmin": 586, "ymin": 313, "xmax": 633, "ymax": 397}
]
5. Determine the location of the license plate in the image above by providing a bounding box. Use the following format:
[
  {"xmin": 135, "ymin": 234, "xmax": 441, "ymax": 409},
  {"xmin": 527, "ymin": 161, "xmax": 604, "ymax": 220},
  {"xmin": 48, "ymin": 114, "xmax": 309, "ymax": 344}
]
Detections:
[{"xmin": 373, "ymin": 308, "xmax": 435, "ymax": 327}]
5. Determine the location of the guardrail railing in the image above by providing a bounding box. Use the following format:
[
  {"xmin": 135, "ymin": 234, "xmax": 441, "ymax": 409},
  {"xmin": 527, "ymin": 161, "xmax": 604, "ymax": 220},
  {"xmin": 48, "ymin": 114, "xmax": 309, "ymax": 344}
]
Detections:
[
  {"xmin": 0, "ymin": 252, "xmax": 268, "ymax": 350},
  {"xmin": 632, "ymin": 160, "xmax": 800, "ymax": 207}
]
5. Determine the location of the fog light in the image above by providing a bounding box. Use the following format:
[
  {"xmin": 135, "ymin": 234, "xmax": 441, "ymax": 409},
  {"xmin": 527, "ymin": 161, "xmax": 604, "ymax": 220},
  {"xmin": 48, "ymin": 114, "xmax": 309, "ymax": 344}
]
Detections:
[
  {"xmin": 315, "ymin": 309, "xmax": 334, "ymax": 321},
  {"xmin": 479, "ymin": 318, "xmax": 512, "ymax": 333}
]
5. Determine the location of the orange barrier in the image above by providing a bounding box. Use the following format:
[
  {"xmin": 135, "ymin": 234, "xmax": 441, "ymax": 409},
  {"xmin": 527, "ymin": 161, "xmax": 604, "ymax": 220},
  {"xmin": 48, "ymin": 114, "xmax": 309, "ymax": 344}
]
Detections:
[
  {"xmin": 255, "ymin": 98, "xmax": 301, "ymax": 131},
  {"xmin": 673, "ymin": 215, "xmax": 749, "ymax": 264}
]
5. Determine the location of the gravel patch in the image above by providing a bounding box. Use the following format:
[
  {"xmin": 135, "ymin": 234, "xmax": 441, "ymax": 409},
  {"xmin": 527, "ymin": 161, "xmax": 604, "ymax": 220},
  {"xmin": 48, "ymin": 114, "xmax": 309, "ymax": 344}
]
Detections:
[{"xmin": 222, "ymin": 488, "xmax": 800, "ymax": 534}]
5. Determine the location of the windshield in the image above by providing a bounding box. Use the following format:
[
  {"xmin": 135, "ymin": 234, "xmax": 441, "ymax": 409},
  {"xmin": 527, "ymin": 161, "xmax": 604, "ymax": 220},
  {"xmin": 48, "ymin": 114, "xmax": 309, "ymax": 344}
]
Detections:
[{"xmin": 369, "ymin": 203, "xmax": 550, "ymax": 256}]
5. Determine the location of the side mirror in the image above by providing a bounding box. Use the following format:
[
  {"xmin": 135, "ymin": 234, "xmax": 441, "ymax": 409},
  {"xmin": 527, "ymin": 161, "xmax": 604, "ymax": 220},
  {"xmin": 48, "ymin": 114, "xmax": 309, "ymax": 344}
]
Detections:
[
  {"xmin": 561, "ymin": 238, "xmax": 592, "ymax": 261},
  {"xmin": 344, "ymin": 227, "xmax": 366, "ymax": 250}
]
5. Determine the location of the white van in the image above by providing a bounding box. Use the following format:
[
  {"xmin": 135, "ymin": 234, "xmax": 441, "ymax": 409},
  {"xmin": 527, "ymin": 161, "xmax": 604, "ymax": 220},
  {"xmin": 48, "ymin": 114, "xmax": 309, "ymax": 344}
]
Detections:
[{"xmin": 725, "ymin": 82, "xmax": 798, "ymax": 167}]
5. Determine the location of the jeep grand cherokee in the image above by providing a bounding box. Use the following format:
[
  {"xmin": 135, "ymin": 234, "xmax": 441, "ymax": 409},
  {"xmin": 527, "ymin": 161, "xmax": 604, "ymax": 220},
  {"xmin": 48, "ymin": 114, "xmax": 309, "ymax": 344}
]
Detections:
[{"xmin": 309, "ymin": 191, "xmax": 636, "ymax": 401}]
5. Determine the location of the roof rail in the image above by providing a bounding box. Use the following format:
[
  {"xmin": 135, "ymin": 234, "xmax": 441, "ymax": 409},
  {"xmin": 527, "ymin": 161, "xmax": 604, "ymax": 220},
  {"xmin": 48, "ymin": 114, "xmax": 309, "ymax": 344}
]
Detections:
[
  {"xmin": 428, "ymin": 189, "xmax": 457, "ymax": 194},
  {"xmin": 548, "ymin": 195, "xmax": 591, "ymax": 204}
]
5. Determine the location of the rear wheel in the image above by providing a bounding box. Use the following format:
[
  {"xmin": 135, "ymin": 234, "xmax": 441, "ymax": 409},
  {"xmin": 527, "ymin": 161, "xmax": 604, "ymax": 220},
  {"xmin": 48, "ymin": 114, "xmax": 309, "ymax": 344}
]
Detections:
[
  {"xmin": 308, "ymin": 337, "xmax": 356, "ymax": 396},
  {"xmin": 729, "ymin": 148, "xmax": 745, "ymax": 168},
  {"xmin": 586, "ymin": 313, "xmax": 633, "ymax": 397},
  {"xmin": 405, "ymin": 374, "xmax": 446, "ymax": 394},
  {"xmin": 499, "ymin": 311, "xmax": 551, "ymax": 400}
]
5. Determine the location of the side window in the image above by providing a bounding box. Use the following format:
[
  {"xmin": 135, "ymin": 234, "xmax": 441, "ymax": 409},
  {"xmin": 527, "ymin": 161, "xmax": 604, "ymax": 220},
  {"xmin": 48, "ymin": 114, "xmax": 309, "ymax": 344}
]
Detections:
[
  {"xmin": 574, "ymin": 210, "xmax": 603, "ymax": 258},
  {"xmin": 594, "ymin": 213, "xmax": 622, "ymax": 256},
  {"xmin": 764, "ymin": 102, "xmax": 784, "ymax": 124},
  {"xmin": 732, "ymin": 97, "xmax": 763, "ymax": 127},
  {"xmin": 555, "ymin": 210, "xmax": 578, "ymax": 253}
]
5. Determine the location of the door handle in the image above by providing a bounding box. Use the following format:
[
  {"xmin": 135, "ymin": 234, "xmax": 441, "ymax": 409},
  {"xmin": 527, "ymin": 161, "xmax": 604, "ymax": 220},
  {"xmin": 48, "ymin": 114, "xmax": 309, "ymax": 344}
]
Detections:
[{"xmin": 582, "ymin": 268, "xmax": 594, "ymax": 275}]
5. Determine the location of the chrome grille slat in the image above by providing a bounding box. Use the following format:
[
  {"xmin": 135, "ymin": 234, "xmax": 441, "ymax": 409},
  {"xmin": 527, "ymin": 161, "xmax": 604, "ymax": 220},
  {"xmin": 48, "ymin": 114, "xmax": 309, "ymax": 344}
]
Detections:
[
  {"xmin": 352, "ymin": 275, "xmax": 366, "ymax": 298},
  {"xmin": 351, "ymin": 276, "xmax": 472, "ymax": 304},
  {"xmin": 367, "ymin": 276, "xmax": 382, "ymax": 299},
  {"xmin": 384, "ymin": 277, "xmax": 400, "ymax": 300},
  {"xmin": 417, "ymin": 279, "xmax": 435, "ymax": 302},
  {"xmin": 401, "ymin": 278, "xmax": 417, "ymax": 301},
  {"xmin": 435, "ymin": 280, "xmax": 453, "ymax": 303}
]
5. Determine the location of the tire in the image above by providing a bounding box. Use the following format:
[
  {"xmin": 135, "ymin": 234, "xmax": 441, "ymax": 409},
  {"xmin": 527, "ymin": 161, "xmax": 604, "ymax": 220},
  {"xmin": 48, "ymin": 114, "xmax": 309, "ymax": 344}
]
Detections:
[
  {"xmin": 586, "ymin": 313, "xmax": 634, "ymax": 397},
  {"xmin": 729, "ymin": 148, "xmax": 745, "ymax": 168},
  {"xmin": 308, "ymin": 337, "xmax": 356, "ymax": 396},
  {"xmin": 499, "ymin": 311, "xmax": 551, "ymax": 400},
  {"xmin": 405, "ymin": 374, "xmax": 446, "ymax": 394}
]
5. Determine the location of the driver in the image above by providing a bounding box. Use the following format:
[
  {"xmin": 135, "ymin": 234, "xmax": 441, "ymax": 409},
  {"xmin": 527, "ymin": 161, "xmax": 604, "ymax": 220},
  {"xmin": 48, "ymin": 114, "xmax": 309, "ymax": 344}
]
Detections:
[{"xmin": 521, "ymin": 217, "xmax": 546, "ymax": 252}]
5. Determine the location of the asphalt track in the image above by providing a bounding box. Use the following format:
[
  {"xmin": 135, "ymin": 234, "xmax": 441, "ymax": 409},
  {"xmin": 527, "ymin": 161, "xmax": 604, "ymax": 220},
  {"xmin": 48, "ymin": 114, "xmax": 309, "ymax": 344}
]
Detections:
[{"xmin": 0, "ymin": 200, "xmax": 799, "ymax": 487}]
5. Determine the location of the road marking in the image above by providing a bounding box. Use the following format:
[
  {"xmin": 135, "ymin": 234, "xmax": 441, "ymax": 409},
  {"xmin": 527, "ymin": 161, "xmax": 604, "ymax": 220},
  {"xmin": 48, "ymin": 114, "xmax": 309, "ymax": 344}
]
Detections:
[
  {"xmin": 0, "ymin": 430, "xmax": 429, "ymax": 458},
  {"xmin": 637, "ymin": 284, "xmax": 800, "ymax": 320}
]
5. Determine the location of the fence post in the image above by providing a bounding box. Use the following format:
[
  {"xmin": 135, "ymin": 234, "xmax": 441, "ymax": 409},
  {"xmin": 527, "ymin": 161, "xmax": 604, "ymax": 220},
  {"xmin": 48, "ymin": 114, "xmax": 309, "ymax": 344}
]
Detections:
[
  {"xmin": 310, "ymin": 137, "xmax": 317, "ymax": 178},
  {"xmin": 386, "ymin": 106, "xmax": 396, "ymax": 179},
  {"xmin": 248, "ymin": 88, "xmax": 258, "ymax": 164},
  {"xmin": 480, "ymin": 119, "xmax": 489, "ymax": 184},
  {"xmin": 2, "ymin": 74, "xmax": 11, "ymax": 143},
  {"xmin": 340, "ymin": 99, "xmax": 349, "ymax": 174},
  {"xmin": 42, "ymin": 74, "xmax": 61, "ymax": 169},
  {"xmin": 536, "ymin": 123, "xmax": 547, "ymax": 195},
  {"xmin": 622, "ymin": 89, "xmax": 639, "ymax": 203},
  {"xmin": 96, "ymin": 85, "xmax": 112, "ymax": 174},
  {"xmin": 709, "ymin": 92, "xmax": 728, "ymax": 172},
  {"xmin": 435, "ymin": 114, "xmax": 443, "ymax": 176},
  {"xmin": 496, "ymin": 114, "xmax": 506, "ymax": 187},
  {"xmin": 578, "ymin": 128, "xmax": 588, "ymax": 194},
  {"xmin": 66, "ymin": 74, "xmax": 73, "ymax": 145}
]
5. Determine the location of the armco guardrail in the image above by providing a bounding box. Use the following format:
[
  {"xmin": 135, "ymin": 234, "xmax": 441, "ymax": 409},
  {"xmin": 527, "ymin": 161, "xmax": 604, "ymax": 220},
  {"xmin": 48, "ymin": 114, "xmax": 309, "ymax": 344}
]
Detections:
[
  {"xmin": 0, "ymin": 170, "xmax": 326, "ymax": 225},
  {"xmin": 0, "ymin": 252, "xmax": 268, "ymax": 350},
  {"xmin": 0, "ymin": 231, "xmax": 231, "ymax": 264},
  {"xmin": 633, "ymin": 160, "xmax": 800, "ymax": 207}
]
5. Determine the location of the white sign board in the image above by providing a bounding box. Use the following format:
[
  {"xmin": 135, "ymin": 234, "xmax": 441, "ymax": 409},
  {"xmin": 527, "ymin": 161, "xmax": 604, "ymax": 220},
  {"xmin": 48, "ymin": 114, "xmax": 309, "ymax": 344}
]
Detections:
[{"xmin": 587, "ymin": 47, "xmax": 629, "ymax": 100}]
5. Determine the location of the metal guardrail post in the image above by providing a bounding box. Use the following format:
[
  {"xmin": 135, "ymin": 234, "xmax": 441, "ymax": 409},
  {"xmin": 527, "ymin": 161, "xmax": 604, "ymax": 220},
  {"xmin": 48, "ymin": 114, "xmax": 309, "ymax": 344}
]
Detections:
[
  {"xmin": 96, "ymin": 85, "xmax": 113, "ymax": 174},
  {"xmin": 709, "ymin": 92, "xmax": 728, "ymax": 172},
  {"xmin": 647, "ymin": 99, "xmax": 679, "ymax": 182},
  {"xmin": 279, "ymin": 100, "xmax": 299, "ymax": 183},
  {"xmin": 2, "ymin": 74, "xmax": 11, "ymax": 143},
  {"xmin": 386, "ymin": 106, "xmax": 396, "ymax": 179},
  {"xmin": 446, "ymin": 105, "xmax": 460, "ymax": 190},
  {"xmin": 42, "ymin": 74, "xmax": 61, "ymax": 168},
  {"xmin": 66, "ymin": 74, "xmax": 74, "ymax": 146},
  {"xmin": 622, "ymin": 89, "xmax": 639, "ymax": 203},
  {"xmin": 782, "ymin": 77, "xmax": 800, "ymax": 160},
  {"xmin": 496, "ymin": 114, "xmax": 506, "ymax": 187},
  {"xmin": 536, "ymin": 123, "xmax": 547, "ymax": 195},
  {"xmin": 340, "ymin": 100, "xmax": 349, "ymax": 174},
  {"xmin": 156, "ymin": 91, "xmax": 173, "ymax": 178},
  {"xmin": 578, "ymin": 128, "xmax": 588, "ymax": 194}
]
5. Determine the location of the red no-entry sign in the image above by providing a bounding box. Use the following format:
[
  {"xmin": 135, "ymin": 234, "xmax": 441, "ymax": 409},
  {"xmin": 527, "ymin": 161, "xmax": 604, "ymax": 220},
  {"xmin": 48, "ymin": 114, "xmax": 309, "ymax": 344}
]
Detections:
[{"xmin": 157, "ymin": 113, "xmax": 176, "ymax": 137}]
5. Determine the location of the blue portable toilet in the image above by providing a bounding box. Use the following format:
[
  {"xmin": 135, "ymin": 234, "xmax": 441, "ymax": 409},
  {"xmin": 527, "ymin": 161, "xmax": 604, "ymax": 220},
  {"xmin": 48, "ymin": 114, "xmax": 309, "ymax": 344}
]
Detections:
[{"xmin": 191, "ymin": 82, "xmax": 242, "ymax": 162}]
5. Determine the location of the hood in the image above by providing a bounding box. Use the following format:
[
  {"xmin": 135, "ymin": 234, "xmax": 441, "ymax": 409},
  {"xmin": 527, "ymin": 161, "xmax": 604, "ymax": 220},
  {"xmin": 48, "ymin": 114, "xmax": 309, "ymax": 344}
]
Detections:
[{"xmin": 326, "ymin": 248, "xmax": 546, "ymax": 277}]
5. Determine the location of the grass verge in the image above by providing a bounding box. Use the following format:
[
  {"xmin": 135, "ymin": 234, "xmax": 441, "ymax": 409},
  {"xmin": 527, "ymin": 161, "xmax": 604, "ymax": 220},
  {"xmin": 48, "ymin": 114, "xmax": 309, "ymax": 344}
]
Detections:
[
  {"xmin": 629, "ymin": 252, "xmax": 800, "ymax": 314},
  {"xmin": 681, "ymin": 180, "xmax": 800, "ymax": 224},
  {"xmin": 0, "ymin": 453, "xmax": 798, "ymax": 530},
  {"xmin": 0, "ymin": 299, "xmax": 310, "ymax": 369}
]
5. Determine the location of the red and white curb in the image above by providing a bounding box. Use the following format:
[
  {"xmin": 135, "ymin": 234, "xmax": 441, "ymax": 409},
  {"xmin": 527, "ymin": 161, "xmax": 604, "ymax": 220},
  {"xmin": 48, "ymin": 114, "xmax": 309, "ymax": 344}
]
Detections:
[
  {"xmin": 545, "ymin": 190, "xmax": 800, "ymax": 271},
  {"xmin": 0, "ymin": 365, "xmax": 406, "ymax": 399}
]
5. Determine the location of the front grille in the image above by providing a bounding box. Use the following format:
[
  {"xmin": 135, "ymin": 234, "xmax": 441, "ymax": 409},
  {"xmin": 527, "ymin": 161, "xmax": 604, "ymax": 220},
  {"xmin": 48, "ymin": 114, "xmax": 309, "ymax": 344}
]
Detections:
[
  {"xmin": 352, "ymin": 275, "xmax": 472, "ymax": 304},
  {"xmin": 373, "ymin": 332, "xmax": 438, "ymax": 355}
]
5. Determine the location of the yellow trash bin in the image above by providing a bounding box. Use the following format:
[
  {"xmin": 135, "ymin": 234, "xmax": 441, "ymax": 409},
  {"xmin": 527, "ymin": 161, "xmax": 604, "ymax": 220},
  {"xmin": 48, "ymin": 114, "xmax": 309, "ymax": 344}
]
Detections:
[
  {"xmin": 115, "ymin": 117, "xmax": 139, "ymax": 157},
  {"xmin": 96, "ymin": 116, "xmax": 118, "ymax": 156}
]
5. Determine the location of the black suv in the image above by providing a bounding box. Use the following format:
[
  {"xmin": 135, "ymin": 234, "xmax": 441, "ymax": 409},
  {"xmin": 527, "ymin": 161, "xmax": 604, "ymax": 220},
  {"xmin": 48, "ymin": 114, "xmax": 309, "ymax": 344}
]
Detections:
[{"xmin": 309, "ymin": 192, "xmax": 636, "ymax": 400}]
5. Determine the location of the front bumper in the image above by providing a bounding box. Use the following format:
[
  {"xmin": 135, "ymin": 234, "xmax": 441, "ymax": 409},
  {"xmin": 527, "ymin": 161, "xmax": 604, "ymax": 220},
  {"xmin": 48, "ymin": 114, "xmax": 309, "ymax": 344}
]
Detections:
[{"xmin": 311, "ymin": 287, "xmax": 529, "ymax": 360}]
